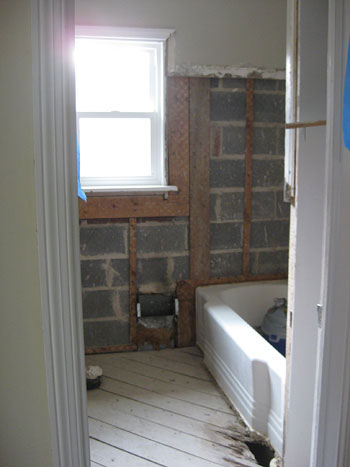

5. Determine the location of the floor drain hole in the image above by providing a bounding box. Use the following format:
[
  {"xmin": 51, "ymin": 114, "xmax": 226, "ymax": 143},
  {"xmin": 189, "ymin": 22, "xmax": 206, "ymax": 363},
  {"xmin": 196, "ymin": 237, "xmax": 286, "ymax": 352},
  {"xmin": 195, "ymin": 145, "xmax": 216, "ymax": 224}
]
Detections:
[{"xmin": 246, "ymin": 441, "xmax": 275, "ymax": 467}]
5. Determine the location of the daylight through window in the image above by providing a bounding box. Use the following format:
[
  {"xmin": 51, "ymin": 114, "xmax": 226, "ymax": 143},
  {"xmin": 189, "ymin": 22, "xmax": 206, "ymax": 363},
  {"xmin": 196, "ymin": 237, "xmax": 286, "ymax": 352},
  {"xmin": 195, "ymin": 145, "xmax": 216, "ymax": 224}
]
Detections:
[{"xmin": 75, "ymin": 28, "xmax": 169, "ymax": 191}]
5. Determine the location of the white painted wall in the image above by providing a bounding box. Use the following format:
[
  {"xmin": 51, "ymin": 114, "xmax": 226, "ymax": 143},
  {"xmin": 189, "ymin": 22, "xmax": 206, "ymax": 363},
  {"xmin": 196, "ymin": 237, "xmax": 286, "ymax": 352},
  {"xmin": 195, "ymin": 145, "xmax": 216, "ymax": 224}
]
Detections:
[
  {"xmin": 284, "ymin": 0, "xmax": 328, "ymax": 465},
  {"xmin": 0, "ymin": 1, "xmax": 54, "ymax": 466},
  {"xmin": 76, "ymin": 0, "xmax": 286, "ymax": 73}
]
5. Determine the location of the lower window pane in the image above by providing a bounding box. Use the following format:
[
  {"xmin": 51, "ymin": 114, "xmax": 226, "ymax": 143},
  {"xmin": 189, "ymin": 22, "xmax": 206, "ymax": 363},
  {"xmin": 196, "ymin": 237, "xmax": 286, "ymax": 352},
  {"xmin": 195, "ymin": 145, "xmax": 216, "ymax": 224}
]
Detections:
[{"xmin": 79, "ymin": 118, "xmax": 152, "ymax": 180}]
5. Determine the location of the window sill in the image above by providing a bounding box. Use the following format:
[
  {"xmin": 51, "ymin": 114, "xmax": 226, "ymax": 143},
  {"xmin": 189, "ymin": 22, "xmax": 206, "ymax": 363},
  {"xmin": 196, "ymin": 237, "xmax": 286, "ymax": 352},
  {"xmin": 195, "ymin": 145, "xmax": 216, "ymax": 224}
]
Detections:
[{"xmin": 82, "ymin": 185, "xmax": 178, "ymax": 196}]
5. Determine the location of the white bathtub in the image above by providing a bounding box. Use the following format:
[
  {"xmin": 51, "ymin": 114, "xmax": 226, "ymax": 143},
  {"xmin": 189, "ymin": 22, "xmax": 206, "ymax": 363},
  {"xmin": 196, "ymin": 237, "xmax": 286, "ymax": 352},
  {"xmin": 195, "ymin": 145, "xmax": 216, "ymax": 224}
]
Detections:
[{"xmin": 196, "ymin": 280, "xmax": 287, "ymax": 455}]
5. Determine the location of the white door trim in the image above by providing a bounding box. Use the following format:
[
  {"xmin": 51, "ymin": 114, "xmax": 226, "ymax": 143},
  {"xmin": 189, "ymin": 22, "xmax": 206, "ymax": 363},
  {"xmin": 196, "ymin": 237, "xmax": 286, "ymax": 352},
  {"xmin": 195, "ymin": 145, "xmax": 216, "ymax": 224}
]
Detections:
[
  {"xmin": 311, "ymin": 1, "xmax": 350, "ymax": 465},
  {"xmin": 31, "ymin": 0, "xmax": 90, "ymax": 465}
]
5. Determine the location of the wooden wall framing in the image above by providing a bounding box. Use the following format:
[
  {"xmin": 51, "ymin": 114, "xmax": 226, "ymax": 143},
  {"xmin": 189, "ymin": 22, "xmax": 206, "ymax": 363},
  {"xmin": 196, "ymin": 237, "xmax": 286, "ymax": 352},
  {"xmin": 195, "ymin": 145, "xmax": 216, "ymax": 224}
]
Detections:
[
  {"xmin": 82, "ymin": 76, "xmax": 289, "ymax": 353},
  {"xmin": 242, "ymin": 79, "xmax": 254, "ymax": 275},
  {"xmin": 189, "ymin": 79, "xmax": 211, "ymax": 280},
  {"xmin": 79, "ymin": 77, "xmax": 190, "ymax": 219}
]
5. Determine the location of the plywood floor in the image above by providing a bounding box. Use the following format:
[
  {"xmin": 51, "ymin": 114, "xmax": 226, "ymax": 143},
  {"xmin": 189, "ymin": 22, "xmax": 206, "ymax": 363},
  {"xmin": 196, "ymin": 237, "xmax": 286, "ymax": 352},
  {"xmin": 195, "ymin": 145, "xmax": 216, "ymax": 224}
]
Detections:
[{"xmin": 86, "ymin": 347, "xmax": 260, "ymax": 467}]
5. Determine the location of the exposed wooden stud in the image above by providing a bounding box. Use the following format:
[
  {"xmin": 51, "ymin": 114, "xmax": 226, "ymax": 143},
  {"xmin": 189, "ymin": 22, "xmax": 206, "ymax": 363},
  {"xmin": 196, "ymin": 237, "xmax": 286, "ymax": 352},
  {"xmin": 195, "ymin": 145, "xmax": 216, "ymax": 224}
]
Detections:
[
  {"xmin": 85, "ymin": 344, "xmax": 137, "ymax": 355},
  {"xmin": 129, "ymin": 218, "xmax": 137, "ymax": 344},
  {"xmin": 242, "ymin": 78, "xmax": 254, "ymax": 277},
  {"xmin": 189, "ymin": 78, "xmax": 211, "ymax": 280}
]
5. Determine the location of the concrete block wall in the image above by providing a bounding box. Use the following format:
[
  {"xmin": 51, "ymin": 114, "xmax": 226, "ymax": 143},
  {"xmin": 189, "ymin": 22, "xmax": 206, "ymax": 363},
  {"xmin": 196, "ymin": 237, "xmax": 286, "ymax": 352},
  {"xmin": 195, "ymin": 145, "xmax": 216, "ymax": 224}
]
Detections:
[
  {"xmin": 210, "ymin": 78, "xmax": 289, "ymax": 277},
  {"xmin": 80, "ymin": 217, "xmax": 189, "ymax": 347},
  {"xmin": 80, "ymin": 78, "xmax": 289, "ymax": 348}
]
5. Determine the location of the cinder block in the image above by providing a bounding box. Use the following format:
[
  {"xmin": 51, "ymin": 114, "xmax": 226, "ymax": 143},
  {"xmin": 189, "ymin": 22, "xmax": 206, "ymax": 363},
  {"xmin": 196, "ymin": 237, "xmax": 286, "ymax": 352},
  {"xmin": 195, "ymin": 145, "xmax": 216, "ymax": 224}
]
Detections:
[
  {"xmin": 83, "ymin": 320, "xmax": 129, "ymax": 347},
  {"xmin": 109, "ymin": 258, "xmax": 129, "ymax": 286},
  {"xmin": 118, "ymin": 290, "xmax": 130, "ymax": 320},
  {"xmin": 253, "ymin": 127, "xmax": 277, "ymax": 155},
  {"xmin": 276, "ymin": 191, "xmax": 291, "ymax": 218},
  {"xmin": 277, "ymin": 80, "xmax": 286, "ymax": 91},
  {"xmin": 80, "ymin": 225, "xmax": 126, "ymax": 256},
  {"xmin": 80, "ymin": 260, "xmax": 106, "ymax": 288},
  {"xmin": 222, "ymin": 126, "xmax": 246, "ymax": 154},
  {"xmin": 210, "ymin": 194, "xmax": 218, "ymax": 221},
  {"xmin": 210, "ymin": 252, "xmax": 242, "ymax": 278},
  {"xmin": 220, "ymin": 192, "xmax": 245, "ymax": 220},
  {"xmin": 254, "ymin": 79, "xmax": 278, "ymax": 91},
  {"xmin": 82, "ymin": 290, "xmax": 116, "ymax": 319},
  {"xmin": 210, "ymin": 223, "xmax": 242, "ymax": 250},
  {"xmin": 211, "ymin": 126, "xmax": 222, "ymax": 157},
  {"xmin": 139, "ymin": 294, "xmax": 174, "ymax": 317},
  {"xmin": 137, "ymin": 224, "xmax": 187, "ymax": 254},
  {"xmin": 222, "ymin": 78, "xmax": 246, "ymax": 89},
  {"xmin": 137, "ymin": 257, "xmax": 168, "ymax": 284},
  {"xmin": 210, "ymin": 159, "xmax": 245, "ymax": 188},
  {"xmin": 252, "ymin": 160, "xmax": 284, "ymax": 187},
  {"xmin": 252, "ymin": 192, "xmax": 275, "ymax": 219},
  {"xmin": 210, "ymin": 91, "xmax": 246, "ymax": 122},
  {"xmin": 254, "ymin": 94, "xmax": 285, "ymax": 123},
  {"xmin": 172, "ymin": 256, "xmax": 190, "ymax": 281},
  {"xmin": 251, "ymin": 249, "xmax": 289, "ymax": 275},
  {"xmin": 251, "ymin": 220, "xmax": 290, "ymax": 248},
  {"xmin": 277, "ymin": 128, "xmax": 285, "ymax": 155},
  {"xmin": 210, "ymin": 78, "xmax": 219, "ymax": 88}
]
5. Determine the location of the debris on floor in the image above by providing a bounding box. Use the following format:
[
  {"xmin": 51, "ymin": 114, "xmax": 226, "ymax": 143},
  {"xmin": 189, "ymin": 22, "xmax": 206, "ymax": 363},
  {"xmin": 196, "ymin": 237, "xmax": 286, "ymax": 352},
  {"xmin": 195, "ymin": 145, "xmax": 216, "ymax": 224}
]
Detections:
[{"xmin": 86, "ymin": 365, "xmax": 103, "ymax": 390}]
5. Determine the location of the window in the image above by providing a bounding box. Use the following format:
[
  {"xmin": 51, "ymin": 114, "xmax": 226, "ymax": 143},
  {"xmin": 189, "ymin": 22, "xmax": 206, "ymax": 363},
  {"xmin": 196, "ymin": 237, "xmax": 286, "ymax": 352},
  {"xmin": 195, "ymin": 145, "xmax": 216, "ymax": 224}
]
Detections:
[{"xmin": 75, "ymin": 27, "xmax": 174, "ymax": 192}]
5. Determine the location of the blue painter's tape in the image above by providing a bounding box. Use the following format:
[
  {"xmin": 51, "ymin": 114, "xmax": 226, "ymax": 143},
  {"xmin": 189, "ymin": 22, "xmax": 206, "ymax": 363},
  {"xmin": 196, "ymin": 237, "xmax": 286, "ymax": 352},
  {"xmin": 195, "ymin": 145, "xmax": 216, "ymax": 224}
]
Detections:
[
  {"xmin": 343, "ymin": 37, "xmax": 350, "ymax": 150},
  {"xmin": 77, "ymin": 139, "xmax": 87, "ymax": 202}
]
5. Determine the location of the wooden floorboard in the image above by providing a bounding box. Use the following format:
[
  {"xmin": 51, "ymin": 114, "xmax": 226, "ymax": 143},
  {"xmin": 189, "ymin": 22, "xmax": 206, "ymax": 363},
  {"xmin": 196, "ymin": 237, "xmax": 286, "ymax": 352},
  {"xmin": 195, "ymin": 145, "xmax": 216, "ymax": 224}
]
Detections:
[
  {"xmin": 117, "ymin": 351, "xmax": 212, "ymax": 381},
  {"xmin": 89, "ymin": 418, "xmax": 220, "ymax": 466},
  {"xmin": 87, "ymin": 358, "xmax": 232, "ymax": 413},
  {"xmin": 87, "ymin": 353, "xmax": 219, "ymax": 396},
  {"xmin": 87, "ymin": 347, "xmax": 258, "ymax": 467},
  {"xmin": 90, "ymin": 438, "xmax": 159, "ymax": 466},
  {"xmin": 88, "ymin": 389, "xmax": 234, "ymax": 445},
  {"xmin": 100, "ymin": 377, "xmax": 238, "ymax": 428}
]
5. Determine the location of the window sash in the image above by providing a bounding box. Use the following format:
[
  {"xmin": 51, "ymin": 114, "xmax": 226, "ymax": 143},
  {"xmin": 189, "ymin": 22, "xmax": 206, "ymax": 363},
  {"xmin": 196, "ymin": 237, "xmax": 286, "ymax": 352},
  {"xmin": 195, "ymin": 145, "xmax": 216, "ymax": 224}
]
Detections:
[
  {"xmin": 77, "ymin": 112, "xmax": 164, "ymax": 187},
  {"xmin": 75, "ymin": 27, "xmax": 168, "ymax": 190}
]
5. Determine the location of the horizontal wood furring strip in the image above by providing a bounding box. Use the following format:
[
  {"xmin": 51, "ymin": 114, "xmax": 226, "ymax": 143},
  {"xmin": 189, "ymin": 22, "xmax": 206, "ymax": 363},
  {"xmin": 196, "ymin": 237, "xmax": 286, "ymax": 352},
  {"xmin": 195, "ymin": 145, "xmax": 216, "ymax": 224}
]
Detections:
[
  {"xmin": 177, "ymin": 273, "xmax": 288, "ymax": 301},
  {"xmin": 285, "ymin": 120, "xmax": 326, "ymax": 129},
  {"xmin": 85, "ymin": 344, "xmax": 137, "ymax": 355}
]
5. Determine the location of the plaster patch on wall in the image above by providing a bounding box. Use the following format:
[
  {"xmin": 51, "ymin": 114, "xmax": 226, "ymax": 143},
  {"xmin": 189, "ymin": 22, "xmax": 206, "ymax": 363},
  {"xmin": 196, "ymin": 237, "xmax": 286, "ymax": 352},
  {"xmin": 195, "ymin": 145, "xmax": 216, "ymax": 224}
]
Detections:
[{"xmin": 168, "ymin": 64, "xmax": 286, "ymax": 80}]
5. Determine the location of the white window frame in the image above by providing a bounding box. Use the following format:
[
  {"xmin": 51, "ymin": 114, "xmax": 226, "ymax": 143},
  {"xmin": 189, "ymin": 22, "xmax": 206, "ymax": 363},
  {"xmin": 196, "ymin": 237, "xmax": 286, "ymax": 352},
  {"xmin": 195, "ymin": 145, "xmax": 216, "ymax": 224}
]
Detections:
[{"xmin": 75, "ymin": 26, "xmax": 175, "ymax": 193}]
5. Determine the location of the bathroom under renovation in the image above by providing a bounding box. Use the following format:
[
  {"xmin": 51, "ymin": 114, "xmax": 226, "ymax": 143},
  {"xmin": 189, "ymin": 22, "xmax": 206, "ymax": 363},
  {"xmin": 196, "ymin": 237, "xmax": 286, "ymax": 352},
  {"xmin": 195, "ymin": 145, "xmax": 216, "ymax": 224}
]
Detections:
[{"xmin": 6, "ymin": 0, "xmax": 346, "ymax": 466}]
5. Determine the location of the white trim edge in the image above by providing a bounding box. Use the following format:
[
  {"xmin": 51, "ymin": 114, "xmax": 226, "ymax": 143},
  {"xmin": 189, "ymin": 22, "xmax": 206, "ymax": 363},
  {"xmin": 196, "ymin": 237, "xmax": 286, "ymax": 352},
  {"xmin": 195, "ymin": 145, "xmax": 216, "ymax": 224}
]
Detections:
[
  {"xmin": 311, "ymin": 1, "xmax": 350, "ymax": 466},
  {"xmin": 75, "ymin": 25, "xmax": 175, "ymax": 42},
  {"xmin": 32, "ymin": 1, "xmax": 90, "ymax": 466}
]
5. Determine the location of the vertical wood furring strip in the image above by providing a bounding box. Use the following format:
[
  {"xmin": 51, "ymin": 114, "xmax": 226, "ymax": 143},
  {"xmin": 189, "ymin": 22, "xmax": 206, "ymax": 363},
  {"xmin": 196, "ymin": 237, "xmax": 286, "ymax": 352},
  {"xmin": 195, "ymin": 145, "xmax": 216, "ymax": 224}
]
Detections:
[
  {"xmin": 242, "ymin": 79, "xmax": 254, "ymax": 276},
  {"xmin": 189, "ymin": 78, "xmax": 211, "ymax": 280},
  {"xmin": 129, "ymin": 218, "xmax": 137, "ymax": 344}
]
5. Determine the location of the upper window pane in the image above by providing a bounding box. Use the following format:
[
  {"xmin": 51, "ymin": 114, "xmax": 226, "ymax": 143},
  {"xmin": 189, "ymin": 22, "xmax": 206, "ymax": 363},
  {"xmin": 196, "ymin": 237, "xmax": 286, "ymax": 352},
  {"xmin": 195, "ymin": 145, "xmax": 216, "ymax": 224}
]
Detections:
[{"xmin": 75, "ymin": 38, "xmax": 156, "ymax": 113}]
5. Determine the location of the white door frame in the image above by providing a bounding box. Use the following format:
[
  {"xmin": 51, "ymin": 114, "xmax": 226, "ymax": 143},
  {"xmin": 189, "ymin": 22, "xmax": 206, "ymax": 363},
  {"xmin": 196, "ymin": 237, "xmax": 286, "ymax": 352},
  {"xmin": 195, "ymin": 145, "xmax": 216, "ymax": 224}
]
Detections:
[
  {"xmin": 32, "ymin": 0, "xmax": 90, "ymax": 465},
  {"xmin": 311, "ymin": 1, "xmax": 350, "ymax": 465},
  {"xmin": 31, "ymin": 0, "xmax": 350, "ymax": 465}
]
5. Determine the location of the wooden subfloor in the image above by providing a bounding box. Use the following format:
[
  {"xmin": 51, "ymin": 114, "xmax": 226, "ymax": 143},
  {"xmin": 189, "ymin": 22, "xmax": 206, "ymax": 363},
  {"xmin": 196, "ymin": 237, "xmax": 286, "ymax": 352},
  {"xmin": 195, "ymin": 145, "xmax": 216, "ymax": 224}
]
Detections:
[{"xmin": 86, "ymin": 347, "xmax": 259, "ymax": 467}]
